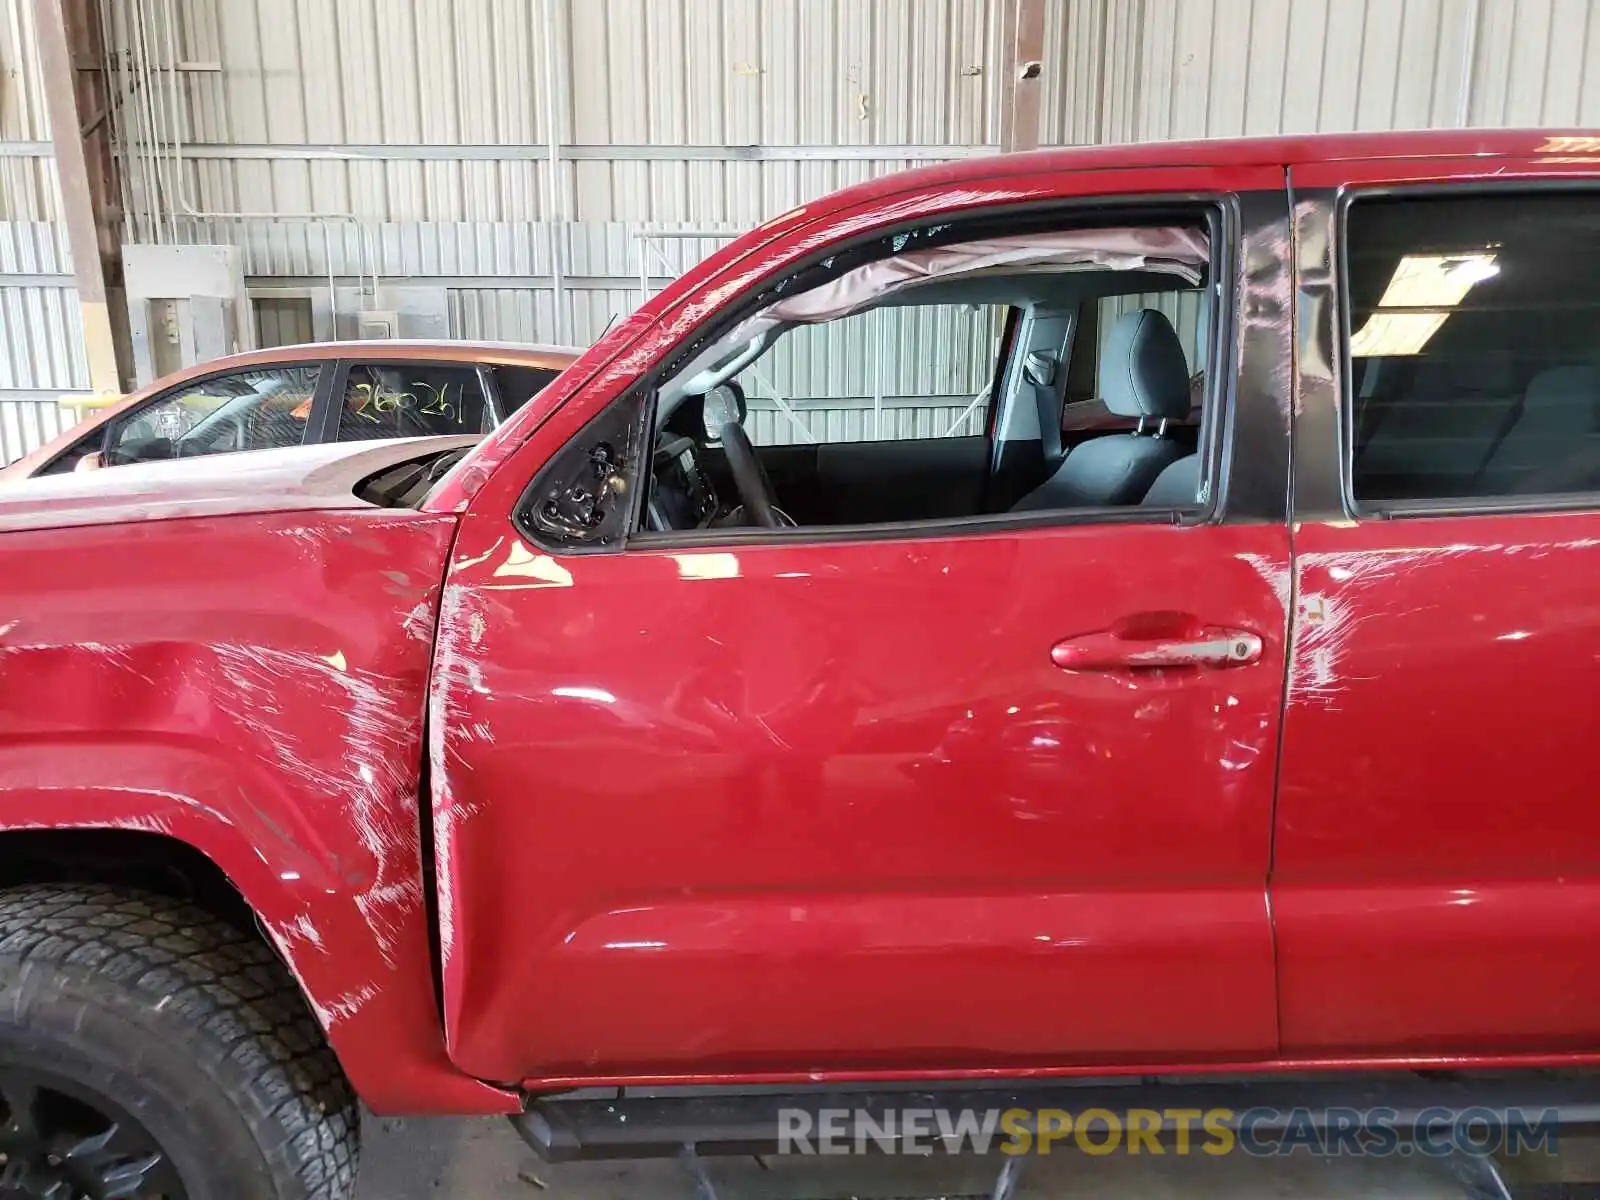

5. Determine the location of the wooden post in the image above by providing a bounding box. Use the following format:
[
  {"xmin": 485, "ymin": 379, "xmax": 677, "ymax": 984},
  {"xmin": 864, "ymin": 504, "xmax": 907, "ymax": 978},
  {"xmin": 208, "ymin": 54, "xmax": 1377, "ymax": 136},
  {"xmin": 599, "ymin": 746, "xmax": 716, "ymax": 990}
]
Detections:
[
  {"xmin": 997, "ymin": 0, "xmax": 1047, "ymax": 154},
  {"xmin": 32, "ymin": 0, "xmax": 125, "ymax": 396}
]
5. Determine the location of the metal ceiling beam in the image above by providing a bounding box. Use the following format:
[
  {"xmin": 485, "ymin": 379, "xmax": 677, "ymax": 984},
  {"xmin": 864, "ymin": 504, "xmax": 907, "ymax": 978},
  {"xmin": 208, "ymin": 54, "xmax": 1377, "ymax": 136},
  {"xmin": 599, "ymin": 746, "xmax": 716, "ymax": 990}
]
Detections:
[{"xmin": 0, "ymin": 142, "xmax": 1002, "ymax": 163}]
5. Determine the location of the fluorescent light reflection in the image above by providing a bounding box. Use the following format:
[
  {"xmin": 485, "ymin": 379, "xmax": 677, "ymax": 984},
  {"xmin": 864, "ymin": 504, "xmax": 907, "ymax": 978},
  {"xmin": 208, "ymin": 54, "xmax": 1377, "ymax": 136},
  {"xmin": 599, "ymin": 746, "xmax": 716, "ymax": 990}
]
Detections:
[{"xmin": 1350, "ymin": 252, "xmax": 1499, "ymax": 358}]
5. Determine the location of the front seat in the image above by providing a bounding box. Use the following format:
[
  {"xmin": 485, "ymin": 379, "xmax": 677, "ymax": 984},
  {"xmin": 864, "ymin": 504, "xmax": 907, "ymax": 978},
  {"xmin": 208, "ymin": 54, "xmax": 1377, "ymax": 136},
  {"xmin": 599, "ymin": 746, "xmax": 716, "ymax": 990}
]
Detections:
[
  {"xmin": 1011, "ymin": 309, "xmax": 1189, "ymax": 511},
  {"xmin": 1140, "ymin": 453, "xmax": 1201, "ymax": 507}
]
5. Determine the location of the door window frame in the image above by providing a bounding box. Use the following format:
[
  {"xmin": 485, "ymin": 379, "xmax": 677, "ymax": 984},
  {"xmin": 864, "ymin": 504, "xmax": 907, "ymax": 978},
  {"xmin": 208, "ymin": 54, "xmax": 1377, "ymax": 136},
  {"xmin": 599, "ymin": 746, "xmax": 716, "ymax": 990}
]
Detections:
[
  {"xmin": 1327, "ymin": 180, "xmax": 1600, "ymax": 522},
  {"xmin": 318, "ymin": 359, "xmax": 502, "ymax": 444},
  {"xmin": 517, "ymin": 193, "xmax": 1248, "ymax": 555}
]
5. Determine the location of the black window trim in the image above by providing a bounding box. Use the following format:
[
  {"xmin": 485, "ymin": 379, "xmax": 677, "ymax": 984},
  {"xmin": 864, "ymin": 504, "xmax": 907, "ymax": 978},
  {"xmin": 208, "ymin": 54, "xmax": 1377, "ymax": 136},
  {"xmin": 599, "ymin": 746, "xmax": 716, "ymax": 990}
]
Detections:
[
  {"xmin": 481, "ymin": 364, "xmax": 508, "ymax": 424},
  {"xmin": 1334, "ymin": 179, "xmax": 1600, "ymax": 521},
  {"xmin": 515, "ymin": 190, "xmax": 1256, "ymax": 556}
]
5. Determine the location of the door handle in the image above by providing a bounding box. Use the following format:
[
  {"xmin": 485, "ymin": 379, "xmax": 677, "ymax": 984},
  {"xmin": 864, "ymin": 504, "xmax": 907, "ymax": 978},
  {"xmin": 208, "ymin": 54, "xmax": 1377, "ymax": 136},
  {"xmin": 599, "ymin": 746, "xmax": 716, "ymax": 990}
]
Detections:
[{"xmin": 1051, "ymin": 627, "xmax": 1263, "ymax": 671}]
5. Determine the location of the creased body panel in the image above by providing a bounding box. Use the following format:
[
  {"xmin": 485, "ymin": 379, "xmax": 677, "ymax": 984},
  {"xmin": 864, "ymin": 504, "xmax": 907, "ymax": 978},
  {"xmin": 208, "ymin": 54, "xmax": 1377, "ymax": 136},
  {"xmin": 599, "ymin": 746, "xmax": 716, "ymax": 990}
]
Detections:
[
  {"xmin": 434, "ymin": 517, "xmax": 1287, "ymax": 1085},
  {"xmin": 0, "ymin": 507, "xmax": 513, "ymax": 1114},
  {"xmin": 1274, "ymin": 514, "xmax": 1600, "ymax": 1054}
]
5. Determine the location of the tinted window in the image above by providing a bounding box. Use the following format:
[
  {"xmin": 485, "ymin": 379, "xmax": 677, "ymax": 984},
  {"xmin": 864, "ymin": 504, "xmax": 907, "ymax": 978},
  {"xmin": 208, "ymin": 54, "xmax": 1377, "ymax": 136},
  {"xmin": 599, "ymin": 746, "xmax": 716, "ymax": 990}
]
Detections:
[
  {"xmin": 105, "ymin": 364, "xmax": 319, "ymax": 466},
  {"xmin": 1346, "ymin": 193, "xmax": 1600, "ymax": 503},
  {"xmin": 336, "ymin": 364, "xmax": 490, "ymax": 441},
  {"xmin": 494, "ymin": 365, "xmax": 562, "ymax": 415}
]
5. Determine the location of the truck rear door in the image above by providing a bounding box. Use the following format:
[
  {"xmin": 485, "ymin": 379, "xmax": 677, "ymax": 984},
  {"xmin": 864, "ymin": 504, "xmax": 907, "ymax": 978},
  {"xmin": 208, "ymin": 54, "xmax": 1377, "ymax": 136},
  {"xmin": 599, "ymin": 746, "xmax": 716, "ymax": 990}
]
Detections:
[{"xmin": 1275, "ymin": 142, "xmax": 1600, "ymax": 1055}]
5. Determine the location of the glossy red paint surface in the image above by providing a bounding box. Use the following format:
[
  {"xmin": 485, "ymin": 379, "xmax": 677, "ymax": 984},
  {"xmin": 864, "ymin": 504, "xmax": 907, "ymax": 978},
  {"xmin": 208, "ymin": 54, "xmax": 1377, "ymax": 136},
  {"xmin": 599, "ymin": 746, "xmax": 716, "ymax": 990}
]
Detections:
[
  {"xmin": 0, "ymin": 453, "xmax": 515, "ymax": 1114},
  {"xmin": 523, "ymin": 1049, "xmax": 1600, "ymax": 1094},
  {"xmin": 426, "ymin": 128, "xmax": 1600, "ymax": 1088},
  {"xmin": 1274, "ymin": 513, "xmax": 1600, "ymax": 1054},
  {"xmin": 435, "ymin": 517, "xmax": 1290, "ymax": 1082}
]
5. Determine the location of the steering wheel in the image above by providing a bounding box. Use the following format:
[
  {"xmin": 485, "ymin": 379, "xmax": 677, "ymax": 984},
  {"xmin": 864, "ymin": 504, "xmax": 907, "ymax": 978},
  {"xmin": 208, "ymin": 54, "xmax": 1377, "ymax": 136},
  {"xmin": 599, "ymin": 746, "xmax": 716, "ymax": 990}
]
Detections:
[{"xmin": 718, "ymin": 421, "xmax": 781, "ymax": 527}]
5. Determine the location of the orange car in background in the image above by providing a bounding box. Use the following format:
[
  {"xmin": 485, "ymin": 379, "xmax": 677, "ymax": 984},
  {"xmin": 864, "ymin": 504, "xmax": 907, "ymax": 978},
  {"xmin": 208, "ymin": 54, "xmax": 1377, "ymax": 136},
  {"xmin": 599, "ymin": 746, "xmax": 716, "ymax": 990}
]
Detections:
[{"xmin": 0, "ymin": 340, "xmax": 580, "ymax": 482}]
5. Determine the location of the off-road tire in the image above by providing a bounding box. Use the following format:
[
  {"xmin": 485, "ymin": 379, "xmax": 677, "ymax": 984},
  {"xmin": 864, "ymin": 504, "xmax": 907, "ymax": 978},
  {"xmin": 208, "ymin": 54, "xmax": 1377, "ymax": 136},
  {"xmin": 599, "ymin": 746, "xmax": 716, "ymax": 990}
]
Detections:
[{"xmin": 0, "ymin": 883, "xmax": 359, "ymax": 1199}]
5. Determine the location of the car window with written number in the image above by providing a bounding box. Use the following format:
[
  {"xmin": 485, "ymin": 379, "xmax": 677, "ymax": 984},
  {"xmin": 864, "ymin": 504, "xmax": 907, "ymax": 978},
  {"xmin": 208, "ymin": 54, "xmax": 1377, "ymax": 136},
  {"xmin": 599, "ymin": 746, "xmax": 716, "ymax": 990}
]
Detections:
[{"xmin": 336, "ymin": 364, "xmax": 491, "ymax": 441}]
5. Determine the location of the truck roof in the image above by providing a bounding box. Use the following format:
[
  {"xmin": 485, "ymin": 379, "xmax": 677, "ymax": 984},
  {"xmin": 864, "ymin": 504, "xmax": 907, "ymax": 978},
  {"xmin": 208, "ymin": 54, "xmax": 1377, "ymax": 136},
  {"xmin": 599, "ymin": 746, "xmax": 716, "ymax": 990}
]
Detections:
[{"xmin": 797, "ymin": 128, "xmax": 1597, "ymax": 210}]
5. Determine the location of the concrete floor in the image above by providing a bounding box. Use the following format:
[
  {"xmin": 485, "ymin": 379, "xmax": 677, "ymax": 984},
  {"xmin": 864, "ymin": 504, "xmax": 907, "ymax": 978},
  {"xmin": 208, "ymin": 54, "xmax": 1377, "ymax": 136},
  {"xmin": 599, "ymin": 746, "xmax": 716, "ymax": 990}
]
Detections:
[{"xmin": 356, "ymin": 1111, "xmax": 1600, "ymax": 1198}]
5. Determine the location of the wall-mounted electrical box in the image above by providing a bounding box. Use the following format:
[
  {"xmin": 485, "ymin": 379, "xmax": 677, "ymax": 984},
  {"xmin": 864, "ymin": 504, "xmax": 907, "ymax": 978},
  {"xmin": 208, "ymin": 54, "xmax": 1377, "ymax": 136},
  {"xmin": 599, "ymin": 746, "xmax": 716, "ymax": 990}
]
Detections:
[
  {"xmin": 353, "ymin": 288, "xmax": 447, "ymax": 340},
  {"xmin": 356, "ymin": 310, "xmax": 400, "ymax": 340},
  {"xmin": 122, "ymin": 245, "xmax": 253, "ymax": 386}
]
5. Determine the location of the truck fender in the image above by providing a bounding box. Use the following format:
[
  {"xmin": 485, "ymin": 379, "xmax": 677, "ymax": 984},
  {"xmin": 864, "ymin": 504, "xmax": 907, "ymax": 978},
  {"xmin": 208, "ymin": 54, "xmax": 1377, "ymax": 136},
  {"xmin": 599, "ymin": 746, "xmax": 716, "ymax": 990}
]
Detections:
[{"xmin": 0, "ymin": 736, "xmax": 517, "ymax": 1115}]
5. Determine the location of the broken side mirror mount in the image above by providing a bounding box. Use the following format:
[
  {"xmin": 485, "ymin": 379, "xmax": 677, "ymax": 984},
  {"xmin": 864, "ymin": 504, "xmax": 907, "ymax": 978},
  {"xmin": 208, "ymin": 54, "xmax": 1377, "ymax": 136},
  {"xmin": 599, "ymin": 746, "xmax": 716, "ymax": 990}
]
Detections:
[{"xmin": 520, "ymin": 395, "xmax": 646, "ymax": 552}]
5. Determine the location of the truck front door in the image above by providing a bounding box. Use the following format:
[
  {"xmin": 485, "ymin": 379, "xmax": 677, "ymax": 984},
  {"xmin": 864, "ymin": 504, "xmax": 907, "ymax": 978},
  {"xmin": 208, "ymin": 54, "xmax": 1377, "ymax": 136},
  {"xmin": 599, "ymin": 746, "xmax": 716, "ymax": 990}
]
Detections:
[{"xmin": 430, "ymin": 164, "xmax": 1296, "ymax": 1087}]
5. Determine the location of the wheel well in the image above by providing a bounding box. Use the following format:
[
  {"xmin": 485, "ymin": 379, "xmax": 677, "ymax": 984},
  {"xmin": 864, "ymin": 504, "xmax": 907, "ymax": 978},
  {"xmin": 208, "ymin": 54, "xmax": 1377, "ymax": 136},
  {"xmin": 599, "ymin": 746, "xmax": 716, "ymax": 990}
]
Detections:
[{"xmin": 0, "ymin": 828, "xmax": 258, "ymax": 937}]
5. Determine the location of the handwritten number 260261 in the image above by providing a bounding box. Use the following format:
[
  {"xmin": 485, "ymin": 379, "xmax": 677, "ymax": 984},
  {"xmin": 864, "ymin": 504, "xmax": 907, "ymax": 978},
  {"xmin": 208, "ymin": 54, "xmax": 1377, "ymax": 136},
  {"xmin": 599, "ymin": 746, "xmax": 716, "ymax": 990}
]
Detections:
[{"xmin": 350, "ymin": 380, "xmax": 458, "ymax": 421}]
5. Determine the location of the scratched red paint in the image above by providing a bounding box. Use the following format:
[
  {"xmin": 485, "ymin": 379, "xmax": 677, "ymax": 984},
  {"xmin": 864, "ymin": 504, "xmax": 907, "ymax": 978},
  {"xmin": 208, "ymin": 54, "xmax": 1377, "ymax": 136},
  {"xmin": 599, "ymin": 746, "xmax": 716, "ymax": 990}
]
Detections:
[
  {"xmin": 0, "ymin": 443, "xmax": 511, "ymax": 1114},
  {"xmin": 4, "ymin": 129, "xmax": 1599, "ymax": 1114}
]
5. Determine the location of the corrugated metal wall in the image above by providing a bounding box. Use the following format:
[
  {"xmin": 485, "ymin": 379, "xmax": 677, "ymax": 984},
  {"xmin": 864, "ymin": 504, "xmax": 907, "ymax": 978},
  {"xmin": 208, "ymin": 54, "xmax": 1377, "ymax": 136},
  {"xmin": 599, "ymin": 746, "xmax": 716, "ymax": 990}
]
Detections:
[
  {"xmin": 3, "ymin": 0, "xmax": 1599, "ymax": 461},
  {"xmin": 1043, "ymin": 0, "xmax": 1600, "ymax": 144},
  {"xmin": 0, "ymin": 2, "xmax": 87, "ymax": 463},
  {"xmin": 0, "ymin": 0, "xmax": 61, "ymax": 222}
]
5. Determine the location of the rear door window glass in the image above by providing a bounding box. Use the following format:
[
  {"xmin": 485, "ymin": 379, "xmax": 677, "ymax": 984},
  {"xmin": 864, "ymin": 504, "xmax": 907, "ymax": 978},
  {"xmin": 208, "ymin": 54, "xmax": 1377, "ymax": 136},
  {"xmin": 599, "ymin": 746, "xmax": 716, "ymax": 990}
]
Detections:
[
  {"xmin": 1345, "ymin": 192, "xmax": 1600, "ymax": 504},
  {"xmin": 336, "ymin": 364, "xmax": 490, "ymax": 441}
]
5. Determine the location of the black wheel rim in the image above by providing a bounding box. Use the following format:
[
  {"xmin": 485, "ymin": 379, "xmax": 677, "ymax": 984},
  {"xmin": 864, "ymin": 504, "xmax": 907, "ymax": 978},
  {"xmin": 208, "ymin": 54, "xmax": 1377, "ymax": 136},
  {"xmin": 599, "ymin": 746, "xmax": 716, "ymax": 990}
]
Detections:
[{"xmin": 0, "ymin": 1068, "xmax": 185, "ymax": 1199}]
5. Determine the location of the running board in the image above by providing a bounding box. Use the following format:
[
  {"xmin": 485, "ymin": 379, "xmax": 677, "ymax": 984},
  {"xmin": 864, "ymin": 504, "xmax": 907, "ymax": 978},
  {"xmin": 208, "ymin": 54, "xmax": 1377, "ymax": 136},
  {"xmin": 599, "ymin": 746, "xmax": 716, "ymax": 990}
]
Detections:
[{"xmin": 510, "ymin": 1073, "xmax": 1600, "ymax": 1162}]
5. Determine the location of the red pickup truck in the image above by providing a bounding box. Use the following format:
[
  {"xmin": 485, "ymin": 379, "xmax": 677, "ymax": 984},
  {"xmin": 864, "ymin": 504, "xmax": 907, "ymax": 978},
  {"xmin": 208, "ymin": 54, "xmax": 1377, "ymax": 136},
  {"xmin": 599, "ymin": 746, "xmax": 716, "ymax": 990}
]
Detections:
[{"xmin": 2, "ymin": 128, "xmax": 1599, "ymax": 1199}]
